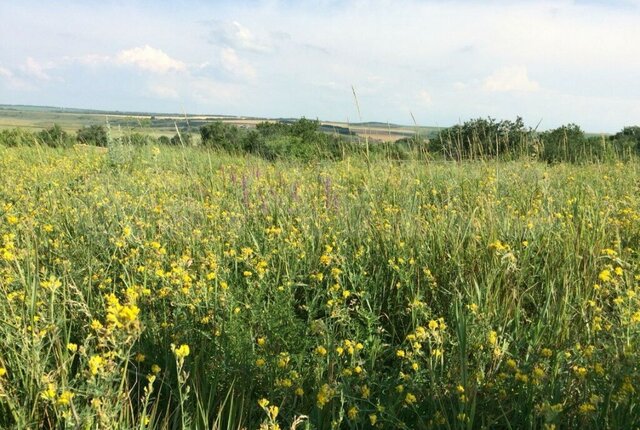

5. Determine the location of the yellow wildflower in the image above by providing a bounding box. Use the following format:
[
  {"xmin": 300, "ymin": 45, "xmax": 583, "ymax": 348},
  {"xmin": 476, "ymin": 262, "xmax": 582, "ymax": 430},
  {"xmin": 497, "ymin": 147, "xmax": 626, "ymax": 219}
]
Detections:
[
  {"xmin": 268, "ymin": 405, "xmax": 279, "ymax": 420},
  {"xmin": 405, "ymin": 392, "xmax": 417, "ymax": 405},
  {"xmin": 40, "ymin": 383, "xmax": 57, "ymax": 401},
  {"xmin": 88, "ymin": 355, "xmax": 105, "ymax": 376},
  {"xmin": 598, "ymin": 270, "xmax": 612, "ymax": 282},
  {"xmin": 347, "ymin": 406, "xmax": 358, "ymax": 420},
  {"xmin": 57, "ymin": 390, "xmax": 74, "ymax": 406},
  {"xmin": 173, "ymin": 344, "xmax": 190, "ymax": 359}
]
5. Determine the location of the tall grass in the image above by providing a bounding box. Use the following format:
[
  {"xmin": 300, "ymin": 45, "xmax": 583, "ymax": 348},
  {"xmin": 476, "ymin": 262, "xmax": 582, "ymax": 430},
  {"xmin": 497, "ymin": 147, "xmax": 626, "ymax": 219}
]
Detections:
[{"xmin": 1, "ymin": 145, "xmax": 640, "ymax": 429}]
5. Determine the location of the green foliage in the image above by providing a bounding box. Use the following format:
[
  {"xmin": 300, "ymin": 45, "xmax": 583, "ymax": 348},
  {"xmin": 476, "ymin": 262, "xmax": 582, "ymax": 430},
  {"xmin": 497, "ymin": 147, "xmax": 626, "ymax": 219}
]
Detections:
[
  {"xmin": 539, "ymin": 123, "xmax": 590, "ymax": 162},
  {"xmin": 538, "ymin": 124, "xmax": 638, "ymax": 163},
  {"xmin": 288, "ymin": 117, "xmax": 321, "ymax": 140},
  {"xmin": 200, "ymin": 121, "xmax": 241, "ymax": 151},
  {"xmin": 2, "ymin": 148, "xmax": 640, "ymax": 429},
  {"xmin": 76, "ymin": 125, "xmax": 108, "ymax": 147},
  {"xmin": 170, "ymin": 132, "xmax": 193, "ymax": 146},
  {"xmin": 255, "ymin": 121, "xmax": 290, "ymax": 137},
  {"xmin": 37, "ymin": 124, "xmax": 73, "ymax": 148},
  {"xmin": 0, "ymin": 128, "xmax": 36, "ymax": 147},
  {"xmin": 429, "ymin": 117, "xmax": 533, "ymax": 160},
  {"xmin": 259, "ymin": 135, "xmax": 308, "ymax": 160},
  {"xmin": 117, "ymin": 132, "xmax": 155, "ymax": 146},
  {"xmin": 1, "ymin": 117, "xmax": 639, "ymax": 166},
  {"xmin": 430, "ymin": 119, "xmax": 640, "ymax": 163},
  {"xmin": 201, "ymin": 118, "xmax": 349, "ymax": 160},
  {"xmin": 610, "ymin": 126, "xmax": 640, "ymax": 156}
]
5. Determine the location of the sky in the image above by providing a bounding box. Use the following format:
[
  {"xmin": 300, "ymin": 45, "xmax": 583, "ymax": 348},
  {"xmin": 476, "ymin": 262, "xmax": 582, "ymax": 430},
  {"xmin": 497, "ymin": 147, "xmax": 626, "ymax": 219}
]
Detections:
[{"xmin": 1, "ymin": 0, "xmax": 639, "ymax": 132}]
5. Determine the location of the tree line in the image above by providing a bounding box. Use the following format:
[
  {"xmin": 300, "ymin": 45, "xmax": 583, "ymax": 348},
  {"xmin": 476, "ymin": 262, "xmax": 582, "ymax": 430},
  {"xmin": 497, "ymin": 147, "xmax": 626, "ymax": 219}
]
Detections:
[{"xmin": 1, "ymin": 117, "xmax": 639, "ymax": 163}]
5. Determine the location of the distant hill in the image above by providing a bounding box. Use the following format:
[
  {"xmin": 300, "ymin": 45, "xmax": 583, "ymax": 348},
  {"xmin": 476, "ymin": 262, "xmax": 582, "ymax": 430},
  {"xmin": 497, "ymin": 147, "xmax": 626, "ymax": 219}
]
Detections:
[{"xmin": 0, "ymin": 104, "xmax": 439, "ymax": 142}]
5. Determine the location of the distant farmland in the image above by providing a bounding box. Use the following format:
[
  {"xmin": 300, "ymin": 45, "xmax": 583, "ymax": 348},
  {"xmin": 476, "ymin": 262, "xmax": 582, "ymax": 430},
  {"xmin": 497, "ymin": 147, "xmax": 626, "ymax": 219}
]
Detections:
[{"xmin": 0, "ymin": 104, "xmax": 442, "ymax": 142}]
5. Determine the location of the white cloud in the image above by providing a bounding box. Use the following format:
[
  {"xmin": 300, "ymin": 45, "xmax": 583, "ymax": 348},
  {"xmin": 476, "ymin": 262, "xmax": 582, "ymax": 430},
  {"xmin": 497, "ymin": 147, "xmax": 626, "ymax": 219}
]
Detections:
[
  {"xmin": 21, "ymin": 57, "xmax": 52, "ymax": 81},
  {"xmin": 229, "ymin": 21, "xmax": 269, "ymax": 52},
  {"xmin": 74, "ymin": 54, "xmax": 112, "ymax": 66},
  {"xmin": 0, "ymin": 64, "xmax": 35, "ymax": 90},
  {"xmin": 220, "ymin": 48, "xmax": 256, "ymax": 80},
  {"xmin": 208, "ymin": 20, "xmax": 271, "ymax": 53},
  {"xmin": 483, "ymin": 66, "xmax": 540, "ymax": 93},
  {"xmin": 2, "ymin": 1, "xmax": 640, "ymax": 130},
  {"xmin": 0, "ymin": 66, "xmax": 12, "ymax": 79},
  {"xmin": 116, "ymin": 45, "xmax": 186, "ymax": 74}
]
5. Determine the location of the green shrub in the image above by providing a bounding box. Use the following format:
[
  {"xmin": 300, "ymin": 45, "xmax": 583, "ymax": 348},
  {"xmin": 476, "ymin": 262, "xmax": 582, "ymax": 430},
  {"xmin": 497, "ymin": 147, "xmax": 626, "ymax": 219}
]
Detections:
[
  {"xmin": 170, "ymin": 132, "xmax": 193, "ymax": 146},
  {"xmin": 610, "ymin": 126, "xmax": 640, "ymax": 157},
  {"xmin": 119, "ymin": 132, "xmax": 154, "ymax": 146},
  {"xmin": 77, "ymin": 125, "xmax": 108, "ymax": 147},
  {"xmin": 200, "ymin": 121, "xmax": 241, "ymax": 151},
  {"xmin": 37, "ymin": 124, "xmax": 73, "ymax": 148},
  {"xmin": 429, "ymin": 117, "xmax": 533, "ymax": 160},
  {"xmin": 537, "ymin": 124, "xmax": 629, "ymax": 163},
  {"xmin": 0, "ymin": 128, "xmax": 37, "ymax": 147}
]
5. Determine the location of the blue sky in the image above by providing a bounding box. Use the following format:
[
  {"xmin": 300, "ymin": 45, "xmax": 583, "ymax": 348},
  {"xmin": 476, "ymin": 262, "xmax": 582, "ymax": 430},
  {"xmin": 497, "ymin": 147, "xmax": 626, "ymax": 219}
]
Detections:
[{"xmin": 1, "ymin": 0, "xmax": 639, "ymax": 132}]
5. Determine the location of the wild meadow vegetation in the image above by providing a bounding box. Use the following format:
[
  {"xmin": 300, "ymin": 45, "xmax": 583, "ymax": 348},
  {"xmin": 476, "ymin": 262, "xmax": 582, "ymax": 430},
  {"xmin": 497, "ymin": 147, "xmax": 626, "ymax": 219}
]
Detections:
[{"xmin": 1, "ymin": 119, "xmax": 640, "ymax": 429}]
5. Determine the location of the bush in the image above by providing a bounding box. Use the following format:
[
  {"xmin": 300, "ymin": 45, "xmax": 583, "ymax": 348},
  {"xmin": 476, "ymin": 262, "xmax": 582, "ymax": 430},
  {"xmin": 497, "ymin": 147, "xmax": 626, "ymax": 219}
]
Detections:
[
  {"xmin": 0, "ymin": 128, "xmax": 37, "ymax": 147},
  {"xmin": 429, "ymin": 117, "xmax": 533, "ymax": 160},
  {"xmin": 610, "ymin": 126, "xmax": 640, "ymax": 157},
  {"xmin": 537, "ymin": 124, "xmax": 625, "ymax": 163},
  {"xmin": 200, "ymin": 121, "xmax": 241, "ymax": 151},
  {"xmin": 255, "ymin": 121, "xmax": 290, "ymax": 137},
  {"xmin": 170, "ymin": 132, "xmax": 193, "ymax": 146},
  {"xmin": 119, "ymin": 132, "xmax": 154, "ymax": 146},
  {"xmin": 77, "ymin": 125, "xmax": 108, "ymax": 147},
  {"xmin": 37, "ymin": 124, "xmax": 73, "ymax": 148},
  {"xmin": 200, "ymin": 118, "xmax": 347, "ymax": 160},
  {"xmin": 289, "ymin": 117, "xmax": 321, "ymax": 141},
  {"xmin": 259, "ymin": 135, "xmax": 305, "ymax": 160}
]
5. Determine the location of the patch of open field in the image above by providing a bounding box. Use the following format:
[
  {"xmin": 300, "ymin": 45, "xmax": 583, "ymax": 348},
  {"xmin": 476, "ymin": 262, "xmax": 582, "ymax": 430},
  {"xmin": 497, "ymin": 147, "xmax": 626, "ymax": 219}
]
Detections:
[{"xmin": 0, "ymin": 105, "xmax": 440, "ymax": 142}]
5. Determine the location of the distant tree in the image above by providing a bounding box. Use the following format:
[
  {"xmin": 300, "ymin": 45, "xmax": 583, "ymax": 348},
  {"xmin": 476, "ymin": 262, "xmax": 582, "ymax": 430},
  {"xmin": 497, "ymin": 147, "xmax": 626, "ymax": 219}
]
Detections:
[
  {"xmin": 77, "ymin": 125, "xmax": 108, "ymax": 147},
  {"xmin": 290, "ymin": 118, "xmax": 321, "ymax": 140},
  {"xmin": 38, "ymin": 124, "xmax": 71, "ymax": 147},
  {"xmin": 200, "ymin": 121, "xmax": 240, "ymax": 151},
  {"xmin": 609, "ymin": 126, "xmax": 640, "ymax": 157},
  {"xmin": 242, "ymin": 129, "xmax": 264, "ymax": 153},
  {"xmin": 255, "ymin": 121, "xmax": 290, "ymax": 137},
  {"xmin": 430, "ymin": 117, "xmax": 532, "ymax": 160},
  {"xmin": 170, "ymin": 132, "xmax": 192, "ymax": 146},
  {"xmin": 539, "ymin": 123, "xmax": 588, "ymax": 162},
  {"xmin": 615, "ymin": 126, "xmax": 640, "ymax": 139}
]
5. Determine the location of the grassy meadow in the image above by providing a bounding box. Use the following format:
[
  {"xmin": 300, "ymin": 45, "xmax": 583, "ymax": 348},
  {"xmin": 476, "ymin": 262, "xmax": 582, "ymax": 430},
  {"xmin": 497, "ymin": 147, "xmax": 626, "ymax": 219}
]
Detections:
[{"xmin": 1, "ymin": 143, "xmax": 640, "ymax": 429}]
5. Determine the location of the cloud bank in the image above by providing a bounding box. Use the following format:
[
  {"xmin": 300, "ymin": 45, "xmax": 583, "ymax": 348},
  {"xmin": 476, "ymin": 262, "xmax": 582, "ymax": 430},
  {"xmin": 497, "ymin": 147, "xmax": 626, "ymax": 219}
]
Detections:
[{"xmin": 1, "ymin": 0, "xmax": 639, "ymax": 132}]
